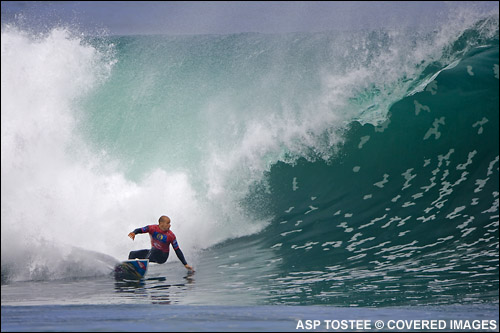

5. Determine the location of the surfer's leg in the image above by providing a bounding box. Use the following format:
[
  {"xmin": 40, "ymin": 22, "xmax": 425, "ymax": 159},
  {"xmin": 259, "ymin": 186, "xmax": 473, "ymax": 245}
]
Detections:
[
  {"xmin": 128, "ymin": 249, "xmax": 150, "ymax": 259},
  {"xmin": 148, "ymin": 248, "xmax": 169, "ymax": 263}
]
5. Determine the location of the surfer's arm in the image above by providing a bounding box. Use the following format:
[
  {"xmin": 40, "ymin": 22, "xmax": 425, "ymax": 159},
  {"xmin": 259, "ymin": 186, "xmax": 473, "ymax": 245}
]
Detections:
[
  {"xmin": 173, "ymin": 240, "xmax": 195, "ymax": 271},
  {"xmin": 171, "ymin": 237, "xmax": 194, "ymax": 271},
  {"xmin": 174, "ymin": 247, "xmax": 187, "ymax": 265},
  {"xmin": 128, "ymin": 226, "xmax": 149, "ymax": 240},
  {"xmin": 174, "ymin": 248, "xmax": 194, "ymax": 271}
]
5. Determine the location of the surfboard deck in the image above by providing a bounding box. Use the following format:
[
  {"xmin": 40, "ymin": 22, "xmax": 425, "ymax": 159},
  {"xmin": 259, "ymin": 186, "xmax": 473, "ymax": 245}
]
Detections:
[{"xmin": 114, "ymin": 259, "xmax": 149, "ymax": 280}]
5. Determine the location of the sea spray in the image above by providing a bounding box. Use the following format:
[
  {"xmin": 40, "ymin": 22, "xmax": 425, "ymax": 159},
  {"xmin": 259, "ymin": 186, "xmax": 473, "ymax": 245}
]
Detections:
[{"xmin": 1, "ymin": 9, "xmax": 498, "ymax": 290}]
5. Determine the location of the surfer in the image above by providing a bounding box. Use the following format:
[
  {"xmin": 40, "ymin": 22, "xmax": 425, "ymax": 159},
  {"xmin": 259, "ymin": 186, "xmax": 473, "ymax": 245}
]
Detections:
[{"xmin": 128, "ymin": 215, "xmax": 194, "ymax": 272}]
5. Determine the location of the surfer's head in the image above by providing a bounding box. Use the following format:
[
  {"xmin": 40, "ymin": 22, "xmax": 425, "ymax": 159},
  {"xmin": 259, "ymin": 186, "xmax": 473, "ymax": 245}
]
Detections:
[{"xmin": 158, "ymin": 215, "xmax": 171, "ymax": 231}]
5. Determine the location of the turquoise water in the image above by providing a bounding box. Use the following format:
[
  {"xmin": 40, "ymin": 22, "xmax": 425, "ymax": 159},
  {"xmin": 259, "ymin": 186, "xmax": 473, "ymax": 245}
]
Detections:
[{"xmin": 1, "ymin": 9, "xmax": 499, "ymax": 332}]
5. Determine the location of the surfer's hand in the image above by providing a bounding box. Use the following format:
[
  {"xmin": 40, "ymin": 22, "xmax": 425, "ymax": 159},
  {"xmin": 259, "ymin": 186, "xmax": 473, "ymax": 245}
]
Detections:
[
  {"xmin": 185, "ymin": 264, "xmax": 195, "ymax": 272},
  {"xmin": 128, "ymin": 232, "xmax": 135, "ymax": 240}
]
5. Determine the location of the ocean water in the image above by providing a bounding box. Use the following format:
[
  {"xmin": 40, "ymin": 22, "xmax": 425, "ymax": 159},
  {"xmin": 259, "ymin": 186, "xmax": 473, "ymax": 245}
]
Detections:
[{"xmin": 1, "ymin": 8, "xmax": 499, "ymax": 332}]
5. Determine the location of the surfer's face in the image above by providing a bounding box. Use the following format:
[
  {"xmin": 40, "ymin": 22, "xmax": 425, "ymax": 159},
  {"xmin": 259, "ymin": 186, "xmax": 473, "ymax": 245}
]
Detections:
[{"xmin": 159, "ymin": 219, "xmax": 171, "ymax": 231}]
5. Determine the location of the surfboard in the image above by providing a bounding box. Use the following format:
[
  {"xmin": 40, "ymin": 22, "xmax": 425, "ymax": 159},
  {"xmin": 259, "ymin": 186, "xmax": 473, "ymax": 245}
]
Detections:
[{"xmin": 114, "ymin": 259, "xmax": 149, "ymax": 280}]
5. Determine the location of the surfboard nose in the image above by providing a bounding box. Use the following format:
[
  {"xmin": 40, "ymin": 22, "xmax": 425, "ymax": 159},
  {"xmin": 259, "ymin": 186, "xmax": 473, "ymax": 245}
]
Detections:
[{"xmin": 114, "ymin": 259, "xmax": 149, "ymax": 280}]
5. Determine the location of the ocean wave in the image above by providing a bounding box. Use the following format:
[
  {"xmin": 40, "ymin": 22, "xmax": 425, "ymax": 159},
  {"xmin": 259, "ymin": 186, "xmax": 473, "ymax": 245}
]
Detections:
[{"xmin": 1, "ymin": 12, "xmax": 498, "ymax": 301}]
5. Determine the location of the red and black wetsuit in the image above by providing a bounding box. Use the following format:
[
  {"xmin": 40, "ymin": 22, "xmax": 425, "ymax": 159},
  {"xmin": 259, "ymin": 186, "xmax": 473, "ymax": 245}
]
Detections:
[{"xmin": 128, "ymin": 225, "xmax": 187, "ymax": 265}]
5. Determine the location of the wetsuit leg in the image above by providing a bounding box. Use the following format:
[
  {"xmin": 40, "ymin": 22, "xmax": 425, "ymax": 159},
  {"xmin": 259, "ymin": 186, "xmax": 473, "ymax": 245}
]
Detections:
[
  {"xmin": 128, "ymin": 249, "xmax": 150, "ymax": 260},
  {"xmin": 148, "ymin": 248, "xmax": 169, "ymax": 264}
]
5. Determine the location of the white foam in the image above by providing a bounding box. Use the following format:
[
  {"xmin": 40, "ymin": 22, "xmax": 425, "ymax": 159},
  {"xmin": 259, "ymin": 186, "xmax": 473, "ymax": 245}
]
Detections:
[
  {"xmin": 1, "ymin": 27, "xmax": 267, "ymax": 281},
  {"xmin": 2, "ymin": 7, "xmax": 497, "ymax": 281}
]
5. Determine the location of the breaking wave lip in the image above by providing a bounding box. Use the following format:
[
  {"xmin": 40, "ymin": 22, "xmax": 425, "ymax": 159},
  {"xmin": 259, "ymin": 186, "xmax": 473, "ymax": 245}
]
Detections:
[
  {"xmin": 241, "ymin": 31, "xmax": 498, "ymax": 305},
  {"xmin": 1, "ymin": 10, "xmax": 498, "ymax": 284}
]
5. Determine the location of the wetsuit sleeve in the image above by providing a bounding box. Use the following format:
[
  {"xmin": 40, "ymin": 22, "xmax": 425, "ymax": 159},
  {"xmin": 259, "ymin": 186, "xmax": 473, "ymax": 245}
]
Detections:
[
  {"xmin": 174, "ymin": 247, "xmax": 188, "ymax": 266},
  {"xmin": 172, "ymin": 237, "xmax": 188, "ymax": 265},
  {"xmin": 132, "ymin": 226, "xmax": 149, "ymax": 234}
]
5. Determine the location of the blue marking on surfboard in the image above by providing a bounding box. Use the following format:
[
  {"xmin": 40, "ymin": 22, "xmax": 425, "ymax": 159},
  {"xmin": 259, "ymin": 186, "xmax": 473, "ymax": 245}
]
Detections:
[{"xmin": 114, "ymin": 259, "xmax": 149, "ymax": 280}]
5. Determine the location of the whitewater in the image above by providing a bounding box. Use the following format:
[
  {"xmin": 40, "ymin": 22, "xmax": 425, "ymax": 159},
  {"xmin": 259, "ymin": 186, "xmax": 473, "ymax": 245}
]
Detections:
[{"xmin": 1, "ymin": 5, "xmax": 498, "ymax": 331}]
